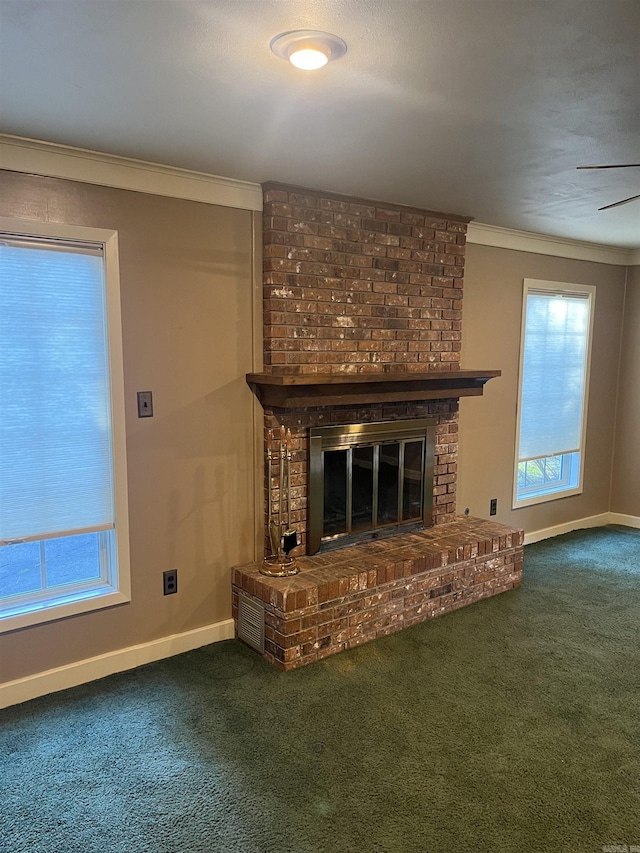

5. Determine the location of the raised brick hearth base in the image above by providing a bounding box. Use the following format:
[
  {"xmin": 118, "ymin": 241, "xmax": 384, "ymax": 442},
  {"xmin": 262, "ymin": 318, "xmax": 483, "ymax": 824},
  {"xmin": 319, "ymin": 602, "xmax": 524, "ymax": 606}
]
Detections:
[{"xmin": 232, "ymin": 517, "xmax": 523, "ymax": 670}]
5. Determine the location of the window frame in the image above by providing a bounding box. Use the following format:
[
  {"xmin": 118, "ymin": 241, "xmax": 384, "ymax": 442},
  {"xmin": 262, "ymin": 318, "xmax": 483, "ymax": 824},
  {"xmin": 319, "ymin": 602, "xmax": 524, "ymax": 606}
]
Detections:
[
  {"xmin": 513, "ymin": 279, "xmax": 595, "ymax": 510},
  {"xmin": 0, "ymin": 217, "xmax": 131, "ymax": 632}
]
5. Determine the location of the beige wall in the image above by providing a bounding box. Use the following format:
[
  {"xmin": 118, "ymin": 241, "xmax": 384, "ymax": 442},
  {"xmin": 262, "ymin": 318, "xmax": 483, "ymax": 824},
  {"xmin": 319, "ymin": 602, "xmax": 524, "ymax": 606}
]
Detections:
[
  {"xmin": 0, "ymin": 167, "xmax": 636, "ymax": 688},
  {"xmin": 0, "ymin": 171, "xmax": 259, "ymax": 683},
  {"xmin": 611, "ymin": 264, "xmax": 640, "ymax": 515},
  {"xmin": 458, "ymin": 243, "xmax": 626, "ymax": 533}
]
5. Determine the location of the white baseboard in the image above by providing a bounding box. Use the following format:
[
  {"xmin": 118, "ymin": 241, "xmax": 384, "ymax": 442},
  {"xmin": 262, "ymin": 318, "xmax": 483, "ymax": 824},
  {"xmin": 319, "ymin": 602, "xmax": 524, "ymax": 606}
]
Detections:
[
  {"xmin": 524, "ymin": 512, "xmax": 611, "ymax": 545},
  {"xmin": 524, "ymin": 511, "xmax": 640, "ymax": 545},
  {"xmin": 606, "ymin": 513, "xmax": 640, "ymax": 529},
  {"xmin": 5, "ymin": 512, "xmax": 640, "ymax": 709},
  {"xmin": 0, "ymin": 618, "xmax": 235, "ymax": 710}
]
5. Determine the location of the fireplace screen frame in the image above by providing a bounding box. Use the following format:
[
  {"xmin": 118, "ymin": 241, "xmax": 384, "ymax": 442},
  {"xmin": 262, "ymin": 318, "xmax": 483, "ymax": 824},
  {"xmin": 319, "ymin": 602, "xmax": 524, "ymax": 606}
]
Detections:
[{"xmin": 308, "ymin": 418, "xmax": 436, "ymax": 555}]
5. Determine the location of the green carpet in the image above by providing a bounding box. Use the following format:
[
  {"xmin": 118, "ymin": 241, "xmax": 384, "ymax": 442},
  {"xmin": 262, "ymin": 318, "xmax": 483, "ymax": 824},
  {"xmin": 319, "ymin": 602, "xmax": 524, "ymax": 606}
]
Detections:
[{"xmin": 2, "ymin": 525, "xmax": 640, "ymax": 853}]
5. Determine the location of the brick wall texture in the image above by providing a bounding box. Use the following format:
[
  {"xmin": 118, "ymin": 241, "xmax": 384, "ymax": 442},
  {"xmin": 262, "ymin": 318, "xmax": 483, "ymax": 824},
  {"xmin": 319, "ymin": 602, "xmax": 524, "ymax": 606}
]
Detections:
[
  {"xmin": 262, "ymin": 183, "xmax": 469, "ymax": 375},
  {"xmin": 260, "ymin": 183, "xmax": 471, "ymax": 557}
]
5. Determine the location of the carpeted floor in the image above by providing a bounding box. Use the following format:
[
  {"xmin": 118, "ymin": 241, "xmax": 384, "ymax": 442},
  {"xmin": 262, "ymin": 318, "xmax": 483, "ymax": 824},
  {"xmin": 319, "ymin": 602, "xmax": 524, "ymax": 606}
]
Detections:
[{"xmin": 1, "ymin": 525, "xmax": 639, "ymax": 853}]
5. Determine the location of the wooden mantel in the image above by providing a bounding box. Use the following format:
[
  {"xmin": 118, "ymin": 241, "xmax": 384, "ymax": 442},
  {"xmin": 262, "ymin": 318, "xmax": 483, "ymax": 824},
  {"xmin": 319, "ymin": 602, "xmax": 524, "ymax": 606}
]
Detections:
[{"xmin": 246, "ymin": 370, "xmax": 501, "ymax": 409}]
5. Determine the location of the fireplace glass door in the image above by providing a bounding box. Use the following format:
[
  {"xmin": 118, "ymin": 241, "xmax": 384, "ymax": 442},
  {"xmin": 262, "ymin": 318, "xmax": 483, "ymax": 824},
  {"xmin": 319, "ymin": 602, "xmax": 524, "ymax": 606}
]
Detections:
[{"xmin": 309, "ymin": 419, "xmax": 435, "ymax": 554}]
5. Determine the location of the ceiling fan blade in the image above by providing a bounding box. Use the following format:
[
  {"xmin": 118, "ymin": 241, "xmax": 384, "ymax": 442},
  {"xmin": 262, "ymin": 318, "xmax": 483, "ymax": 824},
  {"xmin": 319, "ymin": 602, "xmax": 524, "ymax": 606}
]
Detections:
[
  {"xmin": 598, "ymin": 193, "xmax": 640, "ymax": 211},
  {"xmin": 577, "ymin": 164, "xmax": 640, "ymax": 169}
]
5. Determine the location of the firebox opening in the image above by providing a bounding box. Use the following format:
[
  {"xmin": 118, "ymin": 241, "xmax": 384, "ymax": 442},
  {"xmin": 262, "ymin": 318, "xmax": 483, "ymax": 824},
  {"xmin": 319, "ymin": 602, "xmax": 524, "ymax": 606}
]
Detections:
[{"xmin": 309, "ymin": 419, "xmax": 435, "ymax": 555}]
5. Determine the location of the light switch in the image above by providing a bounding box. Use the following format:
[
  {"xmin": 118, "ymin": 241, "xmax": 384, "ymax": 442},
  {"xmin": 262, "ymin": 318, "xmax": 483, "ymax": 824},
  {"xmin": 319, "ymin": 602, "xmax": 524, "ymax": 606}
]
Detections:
[{"xmin": 137, "ymin": 391, "xmax": 153, "ymax": 418}]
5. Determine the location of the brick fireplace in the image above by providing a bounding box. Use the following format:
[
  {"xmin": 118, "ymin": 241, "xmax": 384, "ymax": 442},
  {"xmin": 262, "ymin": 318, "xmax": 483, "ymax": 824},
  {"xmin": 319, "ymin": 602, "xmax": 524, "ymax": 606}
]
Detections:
[
  {"xmin": 256, "ymin": 183, "xmax": 472, "ymax": 554},
  {"xmin": 232, "ymin": 183, "xmax": 523, "ymax": 669}
]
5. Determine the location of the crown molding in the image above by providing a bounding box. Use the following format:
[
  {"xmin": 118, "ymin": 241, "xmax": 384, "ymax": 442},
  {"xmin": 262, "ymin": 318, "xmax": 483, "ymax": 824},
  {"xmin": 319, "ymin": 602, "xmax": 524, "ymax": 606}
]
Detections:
[
  {"xmin": 1, "ymin": 137, "xmax": 636, "ymax": 260},
  {"xmin": 467, "ymin": 221, "xmax": 637, "ymax": 266},
  {"xmin": 0, "ymin": 134, "xmax": 263, "ymax": 212}
]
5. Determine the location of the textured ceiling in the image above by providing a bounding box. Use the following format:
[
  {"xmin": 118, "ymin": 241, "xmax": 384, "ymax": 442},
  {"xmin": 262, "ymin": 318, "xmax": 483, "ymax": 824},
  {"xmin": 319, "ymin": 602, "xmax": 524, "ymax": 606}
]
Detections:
[{"xmin": 1, "ymin": 0, "xmax": 639, "ymax": 248}]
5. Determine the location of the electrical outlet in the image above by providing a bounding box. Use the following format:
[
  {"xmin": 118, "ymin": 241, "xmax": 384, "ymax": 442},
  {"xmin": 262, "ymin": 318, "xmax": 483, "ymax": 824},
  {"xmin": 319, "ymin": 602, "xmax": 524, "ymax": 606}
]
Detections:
[
  {"xmin": 490, "ymin": 498, "xmax": 497, "ymax": 516},
  {"xmin": 163, "ymin": 569, "xmax": 178, "ymax": 595}
]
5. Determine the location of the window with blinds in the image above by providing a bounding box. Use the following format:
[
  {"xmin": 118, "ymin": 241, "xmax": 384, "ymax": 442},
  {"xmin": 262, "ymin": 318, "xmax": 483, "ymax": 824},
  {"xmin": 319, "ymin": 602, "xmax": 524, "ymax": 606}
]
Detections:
[
  {"xmin": 514, "ymin": 280, "xmax": 595, "ymax": 507},
  {"xmin": 0, "ymin": 221, "xmax": 130, "ymax": 631}
]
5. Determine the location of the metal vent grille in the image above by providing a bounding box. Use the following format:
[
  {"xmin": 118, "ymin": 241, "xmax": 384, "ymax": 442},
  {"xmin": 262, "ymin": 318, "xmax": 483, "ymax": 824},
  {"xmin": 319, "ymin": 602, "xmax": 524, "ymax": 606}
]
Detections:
[{"xmin": 237, "ymin": 593, "xmax": 265, "ymax": 653}]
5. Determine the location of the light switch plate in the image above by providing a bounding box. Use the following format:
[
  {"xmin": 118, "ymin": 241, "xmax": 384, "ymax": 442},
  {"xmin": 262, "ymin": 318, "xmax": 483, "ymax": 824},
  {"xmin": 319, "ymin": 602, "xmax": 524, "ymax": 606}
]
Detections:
[{"xmin": 137, "ymin": 391, "xmax": 153, "ymax": 418}]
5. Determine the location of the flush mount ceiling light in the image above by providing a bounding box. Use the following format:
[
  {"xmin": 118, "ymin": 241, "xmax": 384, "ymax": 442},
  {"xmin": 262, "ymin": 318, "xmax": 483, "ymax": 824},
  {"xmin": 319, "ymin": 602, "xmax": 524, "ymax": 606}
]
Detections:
[{"xmin": 270, "ymin": 30, "xmax": 347, "ymax": 70}]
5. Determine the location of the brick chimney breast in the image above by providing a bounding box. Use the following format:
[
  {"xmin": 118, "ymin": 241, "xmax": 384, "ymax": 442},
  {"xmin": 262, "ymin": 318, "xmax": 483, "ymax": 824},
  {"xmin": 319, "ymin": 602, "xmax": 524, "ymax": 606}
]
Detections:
[
  {"xmin": 260, "ymin": 183, "xmax": 472, "ymax": 556},
  {"xmin": 262, "ymin": 182, "xmax": 470, "ymax": 376}
]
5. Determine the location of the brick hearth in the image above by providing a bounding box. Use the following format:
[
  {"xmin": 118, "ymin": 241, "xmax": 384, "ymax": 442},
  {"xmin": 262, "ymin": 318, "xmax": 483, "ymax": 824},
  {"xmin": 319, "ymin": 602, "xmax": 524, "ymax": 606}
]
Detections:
[{"xmin": 233, "ymin": 517, "xmax": 523, "ymax": 670}]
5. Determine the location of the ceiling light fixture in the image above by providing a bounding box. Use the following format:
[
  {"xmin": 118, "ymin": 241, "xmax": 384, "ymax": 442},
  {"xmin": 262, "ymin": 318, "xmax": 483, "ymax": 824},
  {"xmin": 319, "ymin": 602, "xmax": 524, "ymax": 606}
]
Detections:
[{"xmin": 270, "ymin": 30, "xmax": 347, "ymax": 71}]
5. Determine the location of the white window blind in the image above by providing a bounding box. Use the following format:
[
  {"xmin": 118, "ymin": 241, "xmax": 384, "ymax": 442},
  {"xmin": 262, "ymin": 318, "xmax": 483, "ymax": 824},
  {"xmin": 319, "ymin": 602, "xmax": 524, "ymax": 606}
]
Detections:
[
  {"xmin": 518, "ymin": 289, "xmax": 591, "ymax": 462},
  {"xmin": 0, "ymin": 237, "xmax": 115, "ymax": 542}
]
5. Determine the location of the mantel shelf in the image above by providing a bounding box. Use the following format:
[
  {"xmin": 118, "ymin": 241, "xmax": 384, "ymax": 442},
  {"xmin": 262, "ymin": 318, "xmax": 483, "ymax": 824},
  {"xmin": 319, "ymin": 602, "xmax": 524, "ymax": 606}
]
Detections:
[{"xmin": 246, "ymin": 370, "xmax": 501, "ymax": 409}]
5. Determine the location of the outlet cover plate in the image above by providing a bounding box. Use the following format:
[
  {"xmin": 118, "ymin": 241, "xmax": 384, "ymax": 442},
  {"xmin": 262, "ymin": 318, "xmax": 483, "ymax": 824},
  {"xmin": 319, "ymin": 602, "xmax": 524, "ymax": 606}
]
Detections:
[{"xmin": 163, "ymin": 569, "xmax": 177, "ymax": 595}]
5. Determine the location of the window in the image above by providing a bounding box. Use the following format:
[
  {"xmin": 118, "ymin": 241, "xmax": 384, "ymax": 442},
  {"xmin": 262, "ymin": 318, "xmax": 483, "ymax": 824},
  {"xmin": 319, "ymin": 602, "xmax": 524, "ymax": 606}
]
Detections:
[
  {"xmin": 0, "ymin": 219, "xmax": 130, "ymax": 632},
  {"xmin": 513, "ymin": 279, "xmax": 595, "ymax": 508}
]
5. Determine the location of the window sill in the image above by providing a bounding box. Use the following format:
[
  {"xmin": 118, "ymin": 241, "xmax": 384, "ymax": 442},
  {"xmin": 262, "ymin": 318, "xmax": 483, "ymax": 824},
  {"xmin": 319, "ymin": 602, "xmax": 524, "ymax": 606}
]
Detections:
[
  {"xmin": 512, "ymin": 485, "xmax": 583, "ymax": 510},
  {"xmin": 0, "ymin": 588, "xmax": 130, "ymax": 634}
]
